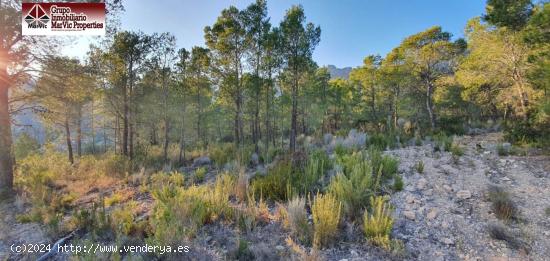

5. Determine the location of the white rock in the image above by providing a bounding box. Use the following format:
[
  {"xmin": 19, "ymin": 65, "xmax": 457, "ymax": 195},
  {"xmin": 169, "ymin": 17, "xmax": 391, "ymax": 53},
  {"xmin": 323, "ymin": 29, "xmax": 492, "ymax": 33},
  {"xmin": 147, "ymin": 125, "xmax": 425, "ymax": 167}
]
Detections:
[
  {"xmin": 404, "ymin": 210, "xmax": 416, "ymax": 220},
  {"xmin": 275, "ymin": 245, "xmax": 284, "ymax": 251},
  {"xmin": 417, "ymin": 178, "xmax": 428, "ymax": 190},
  {"xmin": 456, "ymin": 190, "xmax": 472, "ymax": 199},
  {"xmin": 427, "ymin": 209, "xmax": 438, "ymax": 220},
  {"xmin": 443, "ymin": 185, "xmax": 452, "ymax": 192},
  {"xmin": 442, "ymin": 238, "xmax": 454, "ymax": 245},
  {"xmin": 406, "ymin": 195, "xmax": 416, "ymax": 204}
]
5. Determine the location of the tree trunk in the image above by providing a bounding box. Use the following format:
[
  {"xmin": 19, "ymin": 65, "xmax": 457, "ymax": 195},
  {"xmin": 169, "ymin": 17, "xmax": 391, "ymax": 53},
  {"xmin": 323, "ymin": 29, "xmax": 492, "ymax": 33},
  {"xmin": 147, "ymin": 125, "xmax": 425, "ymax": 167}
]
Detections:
[
  {"xmin": 178, "ymin": 102, "xmax": 186, "ymax": 165},
  {"xmin": 196, "ymin": 80, "xmax": 202, "ymax": 147},
  {"xmin": 0, "ymin": 80, "xmax": 14, "ymax": 198},
  {"xmin": 290, "ymin": 67, "xmax": 298, "ymax": 153},
  {"xmin": 122, "ymin": 83, "xmax": 129, "ymax": 156},
  {"xmin": 65, "ymin": 114, "xmax": 74, "ymax": 165},
  {"xmin": 76, "ymin": 106, "xmax": 82, "ymax": 157},
  {"xmin": 264, "ymin": 72, "xmax": 272, "ymax": 162},
  {"xmin": 91, "ymin": 100, "xmax": 95, "ymax": 154},
  {"xmin": 426, "ymin": 81, "xmax": 436, "ymax": 131}
]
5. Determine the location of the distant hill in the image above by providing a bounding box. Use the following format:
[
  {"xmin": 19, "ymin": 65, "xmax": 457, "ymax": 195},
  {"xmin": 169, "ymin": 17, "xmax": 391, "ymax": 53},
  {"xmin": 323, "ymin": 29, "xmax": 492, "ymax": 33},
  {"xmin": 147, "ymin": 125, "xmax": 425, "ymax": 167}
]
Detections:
[{"xmin": 326, "ymin": 65, "xmax": 352, "ymax": 79}]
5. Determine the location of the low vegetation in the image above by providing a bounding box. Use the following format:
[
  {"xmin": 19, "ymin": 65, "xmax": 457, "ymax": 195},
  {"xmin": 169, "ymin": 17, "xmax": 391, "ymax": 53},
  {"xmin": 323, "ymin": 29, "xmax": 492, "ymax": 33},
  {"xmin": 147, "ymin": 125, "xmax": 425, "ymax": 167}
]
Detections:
[
  {"xmin": 363, "ymin": 196, "xmax": 394, "ymax": 250},
  {"xmin": 487, "ymin": 185, "xmax": 518, "ymax": 221},
  {"xmin": 311, "ymin": 192, "xmax": 342, "ymax": 248}
]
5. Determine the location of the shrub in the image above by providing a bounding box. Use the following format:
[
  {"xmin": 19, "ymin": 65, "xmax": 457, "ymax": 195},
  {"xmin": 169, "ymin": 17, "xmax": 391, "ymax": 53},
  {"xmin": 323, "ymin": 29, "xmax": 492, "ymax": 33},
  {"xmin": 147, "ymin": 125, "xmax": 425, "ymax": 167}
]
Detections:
[
  {"xmin": 251, "ymin": 160, "xmax": 292, "ymax": 201},
  {"xmin": 194, "ymin": 167, "xmax": 207, "ymax": 183},
  {"xmin": 13, "ymin": 132, "xmax": 40, "ymax": 159},
  {"xmin": 294, "ymin": 149, "xmax": 330, "ymax": 195},
  {"xmin": 415, "ymin": 160, "xmax": 424, "ymax": 174},
  {"xmin": 368, "ymin": 149, "xmax": 399, "ymax": 181},
  {"xmin": 487, "ymin": 185, "xmax": 517, "ymax": 221},
  {"xmin": 111, "ymin": 201, "xmax": 138, "ymax": 236},
  {"xmin": 151, "ymin": 174, "xmax": 233, "ymax": 243},
  {"xmin": 150, "ymin": 171, "xmax": 185, "ymax": 188},
  {"xmin": 393, "ymin": 175, "xmax": 404, "ymax": 191},
  {"xmin": 368, "ymin": 133, "xmax": 390, "ymax": 151},
  {"xmin": 105, "ymin": 192, "xmax": 124, "ymax": 207},
  {"xmin": 286, "ymin": 197, "xmax": 311, "ymax": 245},
  {"xmin": 331, "ymin": 149, "xmax": 398, "ymax": 218},
  {"xmin": 235, "ymin": 170, "xmax": 249, "ymax": 202},
  {"xmin": 545, "ymin": 207, "xmax": 550, "ymax": 217},
  {"xmin": 434, "ymin": 133, "xmax": 453, "ymax": 152},
  {"xmin": 363, "ymin": 196, "xmax": 394, "ymax": 250},
  {"xmin": 209, "ymin": 142, "xmax": 236, "ymax": 167},
  {"xmin": 311, "ymin": 192, "xmax": 341, "ymax": 248},
  {"xmin": 70, "ymin": 197, "xmax": 112, "ymax": 237},
  {"xmin": 450, "ymin": 144, "xmax": 464, "ymax": 157},
  {"xmin": 328, "ymin": 171, "xmax": 372, "ymax": 219},
  {"xmin": 230, "ymin": 238, "xmax": 255, "ymax": 261},
  {"xmin": 334, "ymin": 143, "xmax": 349, "ymax": 158}
]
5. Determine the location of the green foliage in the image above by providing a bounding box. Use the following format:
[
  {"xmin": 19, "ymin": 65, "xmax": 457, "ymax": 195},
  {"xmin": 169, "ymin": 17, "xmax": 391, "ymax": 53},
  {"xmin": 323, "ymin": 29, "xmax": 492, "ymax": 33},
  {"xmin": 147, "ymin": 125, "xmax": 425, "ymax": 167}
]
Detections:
[
  {"xmin": 251, "ymin": 150, "xmax": 330, "ymax": 201},
  {"xmin": 368, "ymin": 133, "xmax": 396, "ymax": 151},
  {"xmin": 105, "ymin": 192, "xmax": 124, "ymax": 207},
  {"xmin": 496, "ymin": 143, "xmax": 510, "ymax": 156},
  {"xmin": 70, "ymin": 197, "xmax": 112, "ymax": 237},
  {"xmin": 434, "ymin": 133, "xmax": 453, "ymax": 152},
  {"xmin": 415, "ymin": 160, "xmax": 424, "ymax": 174},
  {"xmin": 150, "ymin": 173, "xmax": 233, "ymax": 243},
  {"xmin": 111, "ymin": 201, "xmax": 141, "ymax": 236},
  {"xmin": 209, "ymin": 142, "xmax": 236, "ymax": 167},
  {"xmin": 450, "ymin": 144, "xmax": 465, "ymax": 157},
  {"xmin": 368, "ymin": 148, "xmax": 399, "ymax": 181},
  {"xmin": 13, "ymin": 133, "xmax": 40, "ymax": 159},
  {"xmin": 484, "ymin": 0, "xmax": 533, "ymax": 30},
  {"xmin": 331, "ymin": 149, "xmax": 399, "ymax": 218},
  {"xmin": 251, "ymin": 160, "xmax": 292, "ymax": 201},
  {"xmin": 311, "ymin": 192, "xmax": 341, "ymax": 248},
  {"xmin": 393, "ymin": 175, "xmax": 404, "ymax": 192},
  {"xmin": 295, "ymin": 149, "xmax": 331, "ymax": 195},
  {"xmin": 363, "ymin": 196, "xmax": 394, "ymax": 250},
  {"xmin": 194, "ymin": 167, "xmax": 207, "ymax": 183}
]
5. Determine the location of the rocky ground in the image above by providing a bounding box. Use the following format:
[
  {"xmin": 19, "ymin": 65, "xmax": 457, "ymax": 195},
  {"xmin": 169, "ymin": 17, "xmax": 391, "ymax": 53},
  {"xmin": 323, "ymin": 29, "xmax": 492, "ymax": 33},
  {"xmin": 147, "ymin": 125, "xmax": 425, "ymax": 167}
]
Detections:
[
  {"xmin": 386, "ymin": 133, "xmax": 550, "ymax": 261},
  {"xmin": 1, "ymin": 132, "xmax": 549, "ymax": 261}
]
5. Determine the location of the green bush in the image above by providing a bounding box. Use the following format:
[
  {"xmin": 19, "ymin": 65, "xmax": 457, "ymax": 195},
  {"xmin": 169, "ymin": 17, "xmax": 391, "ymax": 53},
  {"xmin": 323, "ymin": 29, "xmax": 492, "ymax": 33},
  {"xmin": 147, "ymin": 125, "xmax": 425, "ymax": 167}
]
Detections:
[
  {"xmin": 450, "ymin": 144, "xmax": 464, "ymax": 157},
  {"xmin": 295, "ymin": 149, "xmax": 331, "ymax": 195},
  {"xmin": 209, "ymin": 142, "xmax": 236, "ymax": 167},
  {"xmin": 393, "ymin": 175, "xmax": 404, "ymax": 191},
  {"xmin": 364, "ymin": 196, "xmax": 394, "ymax": 250},
  {"xmin": 311, "ymin": 192, "xmax": 341, "ymax": 248},
  {"xmin": 194, "ymin": 167, "xmax": 207, "ymax": 183},
  {"xmin": 415, "ymin": 160, "xmax": 424, "ymax": 174},
  {"xmin": 13, "ymin": 133, "xmax": 40, "ymax": 159},
  {"xmin": 331, "ymin": 149, "xmax": 399, "ymax": 218},
  {"xmin": 150, "ymin": 174, "xmax": 233, "ymax": 243},
  {"xmin": 368, "ymin": 149, "xmax": 399, "ymax": 181},
  {"xmin": 368, "ymin": 133, "xmax": 396, "ymax": 151},
  {"xmin": 251, "ymin": 160, "xmax": 293, "ymax": 201},
  {"xmin": 434, "ymin": 133, "xmax": 453, "ymax": 152},
  {"xmin": 328, "ymin": 170, "xmax": 372, "ymax": 219}
]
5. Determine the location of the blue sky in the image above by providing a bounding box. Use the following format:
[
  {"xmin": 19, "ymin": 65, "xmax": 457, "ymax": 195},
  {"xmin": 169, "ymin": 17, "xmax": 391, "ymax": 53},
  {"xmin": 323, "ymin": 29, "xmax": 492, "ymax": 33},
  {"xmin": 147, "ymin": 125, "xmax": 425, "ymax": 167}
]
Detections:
[{"xmin": 65, "ymin": 0, "xmax": 486, "ymax": 68}]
